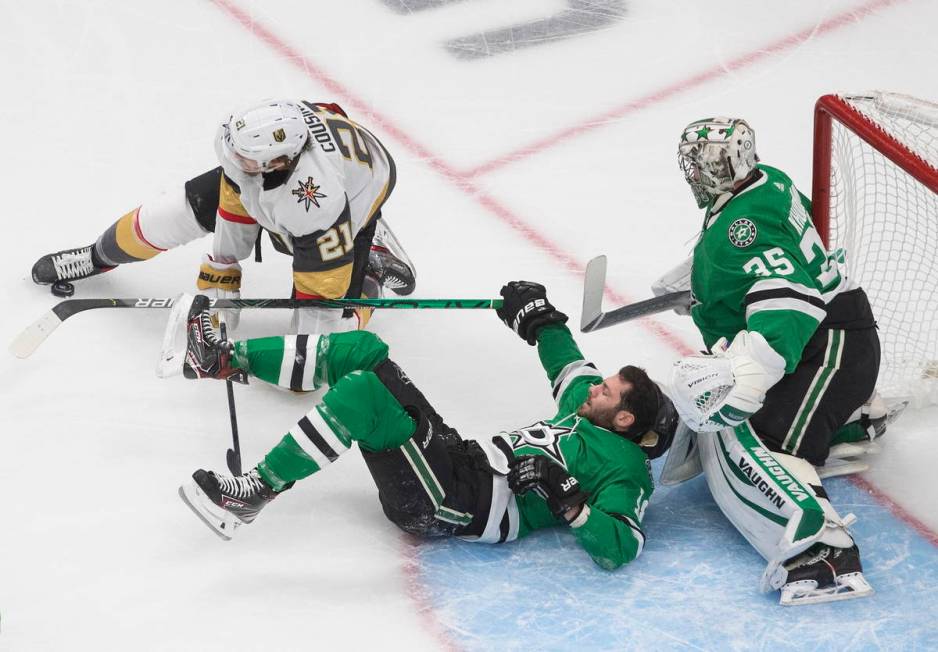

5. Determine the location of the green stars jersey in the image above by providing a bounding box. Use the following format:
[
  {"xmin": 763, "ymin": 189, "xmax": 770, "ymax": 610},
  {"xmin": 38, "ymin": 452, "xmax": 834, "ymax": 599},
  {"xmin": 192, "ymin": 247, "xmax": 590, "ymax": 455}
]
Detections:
[
  {"xmin": 476, "ymin": 324, "xmax": 654, "ymax": 570},
  {"xmin": 228, "ymin": 327, "xmax": 653, "ymax": 570},
  {"xmin": 690, "ymin": 164, "xmax": 849, "ymax": 371}
]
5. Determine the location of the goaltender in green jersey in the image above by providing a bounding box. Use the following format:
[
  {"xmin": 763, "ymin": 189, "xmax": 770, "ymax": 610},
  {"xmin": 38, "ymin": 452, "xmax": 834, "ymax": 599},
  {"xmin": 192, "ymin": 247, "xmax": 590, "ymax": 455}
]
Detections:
[
  {"xmin": 654, "ymin": 116, "xmax": 894, "ymax": 606},
  {"xmin": 172, "ymin": 282, "xmax": 678, "ymax": 570}
]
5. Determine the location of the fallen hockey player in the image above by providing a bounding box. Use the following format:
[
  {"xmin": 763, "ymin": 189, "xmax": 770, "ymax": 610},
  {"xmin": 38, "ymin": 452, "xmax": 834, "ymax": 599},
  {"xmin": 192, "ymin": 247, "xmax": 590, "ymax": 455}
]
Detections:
[{"xmin": 171, "ymin": 282, "xmax": 678, "ymax": 570}]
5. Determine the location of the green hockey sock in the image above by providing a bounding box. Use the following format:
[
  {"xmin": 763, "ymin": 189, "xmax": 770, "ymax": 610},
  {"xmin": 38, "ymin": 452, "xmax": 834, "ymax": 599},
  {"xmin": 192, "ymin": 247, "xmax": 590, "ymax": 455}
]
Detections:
[{"xmin": 257, "ymin": 433, "xmax": 322, "ymax": 491}]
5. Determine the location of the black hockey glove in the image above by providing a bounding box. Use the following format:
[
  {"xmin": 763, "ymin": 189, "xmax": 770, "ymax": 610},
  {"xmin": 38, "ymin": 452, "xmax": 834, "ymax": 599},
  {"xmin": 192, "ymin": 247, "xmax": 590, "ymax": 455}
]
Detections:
[
  {"xmin": 507, "ymin": 455, "xmax": 589, "ymax": 524},
  {"xmin": 496, "ymin": 281, "xmax": 568, "ymax": 346}
]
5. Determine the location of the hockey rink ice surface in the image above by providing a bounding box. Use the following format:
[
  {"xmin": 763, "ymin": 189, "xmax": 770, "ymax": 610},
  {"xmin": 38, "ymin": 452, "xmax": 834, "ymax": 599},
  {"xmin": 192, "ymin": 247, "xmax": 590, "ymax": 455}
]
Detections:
[{"xmin": 3, "ymin": 1, "xmax": 938, "ymax": 650}]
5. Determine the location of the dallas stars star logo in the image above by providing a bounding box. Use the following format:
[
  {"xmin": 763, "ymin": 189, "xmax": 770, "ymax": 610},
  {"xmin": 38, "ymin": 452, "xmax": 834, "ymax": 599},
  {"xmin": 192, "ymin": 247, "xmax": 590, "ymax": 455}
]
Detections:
[
  {"xmin": 507, "ymin": 421, "xmax": 573, "ymax": 467},
  {"xmin": 291, "ymin": 176, "xmax": 327, "ymax": 211}
]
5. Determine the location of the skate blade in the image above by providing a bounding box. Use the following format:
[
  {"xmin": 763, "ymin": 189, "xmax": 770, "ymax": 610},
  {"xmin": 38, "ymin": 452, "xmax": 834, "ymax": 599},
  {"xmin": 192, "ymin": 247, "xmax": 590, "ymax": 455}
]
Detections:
[
  {"xmin": 178, "ymin": 483, "xmax": 242, "ymax": 541},
  {"xmin": 780, "ymin": 573, "xmax": 874, "ymax": 606}
]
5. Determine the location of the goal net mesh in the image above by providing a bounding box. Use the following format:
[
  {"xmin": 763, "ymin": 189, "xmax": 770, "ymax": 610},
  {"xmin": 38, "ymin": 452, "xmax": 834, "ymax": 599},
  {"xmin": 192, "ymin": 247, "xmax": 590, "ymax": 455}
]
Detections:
[{"xmin": 823, "ymin": 92, "xmax": 938, "ymax": 401}]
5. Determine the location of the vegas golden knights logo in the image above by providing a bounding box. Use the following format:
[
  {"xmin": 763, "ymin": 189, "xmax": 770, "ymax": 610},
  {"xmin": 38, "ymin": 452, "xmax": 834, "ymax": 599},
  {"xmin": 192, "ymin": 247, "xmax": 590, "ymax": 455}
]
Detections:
[{"xmin": 273, "ymin": 128, "xmax": 286, "ymax": 142}]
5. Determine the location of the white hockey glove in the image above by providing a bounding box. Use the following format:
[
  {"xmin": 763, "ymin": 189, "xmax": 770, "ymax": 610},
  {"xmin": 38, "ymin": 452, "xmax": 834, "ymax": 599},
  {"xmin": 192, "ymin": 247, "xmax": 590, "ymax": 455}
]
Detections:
[
  {"xmin": 651, "ymin": 255, "xmax": 693, "ymax": 315},
  {"xmin": 196, "ymin": 254, "xmax": 242, "ymax": 331},
  {"xmin": 669, "ymin": 330, "xmax": 786, "ymax": 432}
]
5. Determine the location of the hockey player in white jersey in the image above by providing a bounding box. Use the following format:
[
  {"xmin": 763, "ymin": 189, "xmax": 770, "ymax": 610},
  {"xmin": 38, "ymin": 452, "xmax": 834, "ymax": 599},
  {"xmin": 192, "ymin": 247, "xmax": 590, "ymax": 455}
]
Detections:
[{"xmin": 31, "ymin": 100, "xmax": 415, "ymax": 333}]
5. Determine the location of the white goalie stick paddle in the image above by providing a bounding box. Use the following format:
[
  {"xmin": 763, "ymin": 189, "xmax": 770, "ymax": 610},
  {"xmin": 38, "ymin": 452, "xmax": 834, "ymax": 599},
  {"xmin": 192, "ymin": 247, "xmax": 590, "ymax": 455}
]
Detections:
[{"xmin": 579, "ymin": 255, "xmax": 692, "ymax": 332}]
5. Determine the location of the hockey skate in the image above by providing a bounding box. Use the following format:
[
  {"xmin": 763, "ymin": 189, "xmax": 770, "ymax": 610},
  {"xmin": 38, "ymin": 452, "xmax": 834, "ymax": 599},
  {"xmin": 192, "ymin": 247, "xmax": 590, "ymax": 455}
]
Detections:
[
  {"xmin": 179, "ymin": 468, "xmax": 277, "ymax": 540},
  {"xmin": 779, "ymin": 544, "xmax": 873, "ymax": 606},
  {"xmin": 157, "ymin": 293, "xmax": 247, "ymax": 381},
  {"xmin": 31, "ymin": 244, "xmax": 112, "ymax": 285},
  {"xmin": 183, "ymin": 294, "xmax": 247, "ymax": 383},
  {"xmin": 365, "ymin": 220, "xmax": 416, "ymax": 296}
]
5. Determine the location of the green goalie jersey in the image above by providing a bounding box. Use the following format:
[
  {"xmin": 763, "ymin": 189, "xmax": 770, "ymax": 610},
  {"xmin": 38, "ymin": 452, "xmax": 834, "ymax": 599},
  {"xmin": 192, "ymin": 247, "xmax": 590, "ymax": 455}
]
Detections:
[
  {"xmin": 475, "ymin": 324, "xmax": 655, "ymax": 570},
  {"xmin": 690, "ymin": 164, "xmax": 849, "ymax": 371}
]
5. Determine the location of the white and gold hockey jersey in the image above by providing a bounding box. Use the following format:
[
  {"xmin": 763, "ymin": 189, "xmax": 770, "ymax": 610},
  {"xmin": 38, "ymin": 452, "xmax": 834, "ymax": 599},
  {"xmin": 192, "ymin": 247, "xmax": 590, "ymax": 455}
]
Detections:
[{"xmin": 212, "ymin": 101, "xmax": 396, "ymax": 299}]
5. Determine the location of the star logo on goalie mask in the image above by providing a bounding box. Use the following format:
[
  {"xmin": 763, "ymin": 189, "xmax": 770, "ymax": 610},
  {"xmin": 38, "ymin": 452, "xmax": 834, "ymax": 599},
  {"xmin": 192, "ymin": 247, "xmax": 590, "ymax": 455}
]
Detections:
[
  {"xmin": 507, "ymin": 421, "xmax": 573, "ymax": 467},
  {"xmin": 291, "ymin": 176, "xmax": 327, "ymax": 211}
]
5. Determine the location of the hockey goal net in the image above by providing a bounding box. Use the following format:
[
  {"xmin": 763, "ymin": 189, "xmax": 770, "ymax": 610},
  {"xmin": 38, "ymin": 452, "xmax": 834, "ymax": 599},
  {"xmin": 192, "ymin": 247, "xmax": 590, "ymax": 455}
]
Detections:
[{"xmin": 812, "ymin": 91, "xmax": 938, "ymax": 403}]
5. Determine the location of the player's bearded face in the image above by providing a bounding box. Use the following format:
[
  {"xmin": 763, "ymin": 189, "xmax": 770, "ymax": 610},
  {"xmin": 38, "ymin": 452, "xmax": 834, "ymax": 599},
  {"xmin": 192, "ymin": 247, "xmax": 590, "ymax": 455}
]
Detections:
[{"xmin": 577, "ymin": 375, "xmax": 630, "ymax": 431}]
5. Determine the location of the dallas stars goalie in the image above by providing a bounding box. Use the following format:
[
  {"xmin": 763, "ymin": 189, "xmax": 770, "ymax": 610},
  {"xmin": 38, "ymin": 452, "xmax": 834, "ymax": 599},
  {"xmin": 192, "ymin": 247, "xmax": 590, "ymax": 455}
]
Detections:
[{"xmin": 656, "ymin": 116, "xmax": 898, "ymax": 606}]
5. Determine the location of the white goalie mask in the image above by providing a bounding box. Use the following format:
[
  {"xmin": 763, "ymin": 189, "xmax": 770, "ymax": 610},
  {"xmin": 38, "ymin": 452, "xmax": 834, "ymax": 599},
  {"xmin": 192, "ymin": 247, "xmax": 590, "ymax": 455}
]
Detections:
[
  {"xmin": 221, "ymin": 100, "xmax": 309, "ymax": 174},
  {"xmin": 678, "ymin": 117, "xmax": 758, "ymax": 208}
]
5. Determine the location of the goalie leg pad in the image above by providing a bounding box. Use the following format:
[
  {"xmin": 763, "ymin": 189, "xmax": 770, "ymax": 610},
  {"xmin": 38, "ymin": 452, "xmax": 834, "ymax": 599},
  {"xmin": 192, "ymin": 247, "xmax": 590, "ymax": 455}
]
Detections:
[{"xmin": 698, "ymin": 424, "xmax": 829, "ymax": 591}]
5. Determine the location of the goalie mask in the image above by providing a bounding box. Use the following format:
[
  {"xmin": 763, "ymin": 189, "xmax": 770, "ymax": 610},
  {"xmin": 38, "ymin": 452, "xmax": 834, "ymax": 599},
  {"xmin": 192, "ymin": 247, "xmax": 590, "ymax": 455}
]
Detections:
[
  {"xmin": 221, "ymin": 100, "xmax": 309, "ymax": 174},
  {"xmin": 678, "ymin": 117, "xmax": 758, "ymax": 208}
]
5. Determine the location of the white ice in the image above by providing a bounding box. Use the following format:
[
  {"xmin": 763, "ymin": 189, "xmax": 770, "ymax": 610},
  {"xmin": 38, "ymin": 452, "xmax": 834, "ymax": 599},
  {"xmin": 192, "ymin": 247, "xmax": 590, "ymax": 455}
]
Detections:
[{"xmin": 2, "ymin": 1, "xmax": 937, "ymax": 650}]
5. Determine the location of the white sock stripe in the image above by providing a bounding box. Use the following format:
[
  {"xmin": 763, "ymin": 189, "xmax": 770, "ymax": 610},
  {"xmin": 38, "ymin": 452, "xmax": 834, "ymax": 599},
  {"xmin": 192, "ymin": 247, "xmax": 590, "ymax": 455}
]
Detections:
[
  {"xmin": 278, "ymin": 335, "xmax": 298, "ymax": 387},
  {"xmin": 301, "ymin": 335, "xmax": 322, "ymax": 391},
  {"xmin": 308, "ymin": 406, "xmax": 350, "ymax": 454},
  {"xmin": 289, "ymin": 423, "xmax": 332, "ymax": 468}
]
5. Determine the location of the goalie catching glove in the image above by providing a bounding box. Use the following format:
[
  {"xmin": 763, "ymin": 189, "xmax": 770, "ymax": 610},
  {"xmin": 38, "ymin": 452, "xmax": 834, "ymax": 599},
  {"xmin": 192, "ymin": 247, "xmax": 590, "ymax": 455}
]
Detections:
[
  {"xmin": 508, "ymin": 455, "xmax": 589, "ymax": 525},
  {"xmin": 669, "ymin": 330, "xmax": 786, "ymax": 432},
  {"xmin": 496, "ymin": 281, "xmax": 568, "ymax": 345}
]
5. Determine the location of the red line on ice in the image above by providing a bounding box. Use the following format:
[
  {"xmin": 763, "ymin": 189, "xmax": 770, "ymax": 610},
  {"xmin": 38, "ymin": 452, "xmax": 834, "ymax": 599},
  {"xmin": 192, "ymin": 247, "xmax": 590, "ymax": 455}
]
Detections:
[{"xmin": 461, "ymin": 0, "xmax": 910, "ymax": 179}]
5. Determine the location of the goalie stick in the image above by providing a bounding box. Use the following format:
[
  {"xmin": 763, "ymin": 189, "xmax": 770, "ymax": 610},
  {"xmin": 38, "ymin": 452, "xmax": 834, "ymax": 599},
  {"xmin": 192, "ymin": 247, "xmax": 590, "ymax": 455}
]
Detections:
[
  {"xmin": 580, "ymin": 255, "xmax": 691, "ymax": 332},
  {"xmin": 10, "ymin": 296, "xmax": 503, "ymax": 359}
]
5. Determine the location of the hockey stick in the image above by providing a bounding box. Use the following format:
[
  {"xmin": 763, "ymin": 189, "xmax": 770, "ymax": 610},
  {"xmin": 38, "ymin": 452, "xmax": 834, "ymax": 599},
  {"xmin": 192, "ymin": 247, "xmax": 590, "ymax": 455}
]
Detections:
[
  {"xmin": 580, "ymin": 255, "xmax": 691, "ymax": 332},
  {"xmin": 219, "ymin": 321, "xmax": 243, "ymax": 476},
  {"xmin": 10, "ymin": 296, "xmax": 503, "ymax": 359}
]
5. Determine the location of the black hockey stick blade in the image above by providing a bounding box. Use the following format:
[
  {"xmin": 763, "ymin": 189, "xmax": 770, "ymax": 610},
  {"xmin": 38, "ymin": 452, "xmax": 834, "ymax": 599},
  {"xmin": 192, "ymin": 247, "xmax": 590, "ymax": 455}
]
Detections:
[
  {"xmin": 226, "ymin": 446, "xmax": 242, "ymax": 476},
  {"xmin": 579, "ymin": 255, "xmax": 692, "ymax": 332}
]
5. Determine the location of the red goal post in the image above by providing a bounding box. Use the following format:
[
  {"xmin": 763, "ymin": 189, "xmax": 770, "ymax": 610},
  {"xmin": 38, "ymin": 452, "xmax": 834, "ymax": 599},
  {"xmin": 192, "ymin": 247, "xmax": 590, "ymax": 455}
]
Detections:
[{"xmin": 811, "ymin": 92, "xmax": 938, "ymax": 401}]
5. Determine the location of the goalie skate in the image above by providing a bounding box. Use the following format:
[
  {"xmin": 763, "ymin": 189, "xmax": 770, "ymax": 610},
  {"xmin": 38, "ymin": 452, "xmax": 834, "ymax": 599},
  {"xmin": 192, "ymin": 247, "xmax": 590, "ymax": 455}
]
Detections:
[
  {"xmin": 779, "ymin": 544, "xmax": 873, "ymax": 606},
  {"xmin": 178, "ymin": 469, "xmax": 275, "ymax": 541}
]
